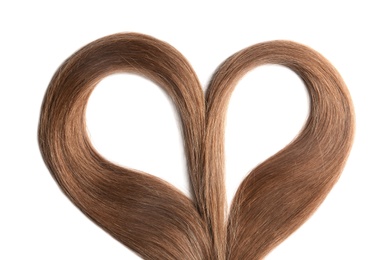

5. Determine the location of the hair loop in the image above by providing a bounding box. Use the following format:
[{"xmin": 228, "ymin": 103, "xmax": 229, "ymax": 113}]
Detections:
[{"xmin": 39, "ymin": 33, "xmax": 354, "ymax": 259}]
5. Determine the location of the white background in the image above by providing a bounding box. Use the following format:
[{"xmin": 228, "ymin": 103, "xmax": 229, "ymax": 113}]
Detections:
[{"xmin": 1, "ymin": 1, "xmax": 389, "ymax": 259}]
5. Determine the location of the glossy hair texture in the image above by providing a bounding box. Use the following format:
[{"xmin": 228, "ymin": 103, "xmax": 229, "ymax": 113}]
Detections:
[{"xmin": 38, "ymin": 33, "xmax": 354, "ymax": 259}]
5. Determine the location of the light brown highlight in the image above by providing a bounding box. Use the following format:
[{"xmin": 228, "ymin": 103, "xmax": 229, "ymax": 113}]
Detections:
[{"xmin": 38, "ymin": 33, "xmax": 354, "ymax": 259}]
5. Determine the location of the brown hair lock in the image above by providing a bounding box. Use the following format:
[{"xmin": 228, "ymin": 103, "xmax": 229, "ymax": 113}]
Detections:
[{"xmin": 38, "ymin": 33, "xmax": 354, "ymax": 259}]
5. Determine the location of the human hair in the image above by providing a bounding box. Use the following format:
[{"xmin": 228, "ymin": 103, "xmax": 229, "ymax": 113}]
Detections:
[{"xmin": 38, "ymin": 33, "xmax": 354, "ymax": 259}]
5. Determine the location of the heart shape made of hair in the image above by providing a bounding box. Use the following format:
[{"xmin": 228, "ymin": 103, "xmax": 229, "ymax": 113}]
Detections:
[{"xmin": 39, "ymin": 33, "xmax": 354, "ymax": 260}]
